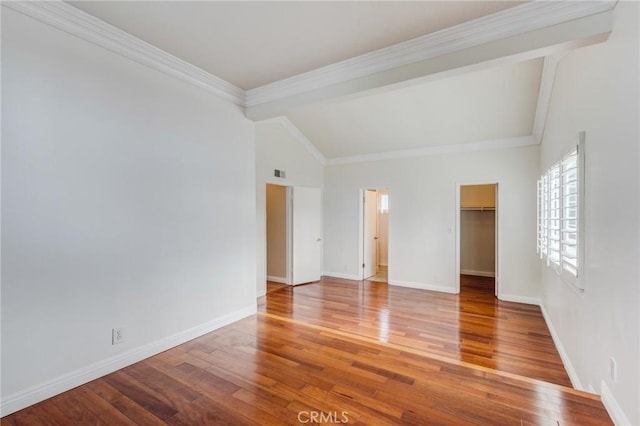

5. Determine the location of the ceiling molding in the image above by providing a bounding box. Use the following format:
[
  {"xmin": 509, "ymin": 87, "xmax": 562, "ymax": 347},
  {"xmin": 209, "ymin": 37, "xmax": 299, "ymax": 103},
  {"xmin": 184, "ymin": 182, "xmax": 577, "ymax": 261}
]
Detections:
[
  {"xmin": 2, "ymin": 0, "xmax": 246, "ymax": 106},
  {"xmin": 533, "ymin": 55, "xmax": 562, "ymax": 143},
  {"xmin": 245, "ymin": 1, "xmax": 616, "ymax": 109},
  {"xmin": 325, "ymin": 136, "xmax": 539, "ymax": 166},
  {"xmin": 257, "ymin": 117, "xmax": 327, "ymax": 166},
  {"xmin": 4, "ymin": 0, "xmax": 615, "ymax": 129}
]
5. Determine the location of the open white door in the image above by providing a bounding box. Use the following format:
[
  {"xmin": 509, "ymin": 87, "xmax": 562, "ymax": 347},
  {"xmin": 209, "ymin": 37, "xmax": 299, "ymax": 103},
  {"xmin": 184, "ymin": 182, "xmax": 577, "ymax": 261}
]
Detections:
[
  {"xmin": 291, "ymin": 186, "xmax": 322, "ymax": 285},
  {"xmin": 363, "ymin": 189, "xmax": 378, "ymax": 279}
]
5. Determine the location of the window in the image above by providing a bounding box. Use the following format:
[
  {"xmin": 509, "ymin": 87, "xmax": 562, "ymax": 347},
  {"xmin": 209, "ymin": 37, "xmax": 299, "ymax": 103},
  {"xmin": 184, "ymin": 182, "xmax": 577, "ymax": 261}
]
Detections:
[
  {"xmin": 536, "ymin": 132, "xmax": 584, "ymax": 290},
  {"xmin": 379, "ymin": 194, "xmax": 389, "ymax": 213},
  {"xmin": 561, "ymin": 147, "xmax": 579, "ymax": 277}
]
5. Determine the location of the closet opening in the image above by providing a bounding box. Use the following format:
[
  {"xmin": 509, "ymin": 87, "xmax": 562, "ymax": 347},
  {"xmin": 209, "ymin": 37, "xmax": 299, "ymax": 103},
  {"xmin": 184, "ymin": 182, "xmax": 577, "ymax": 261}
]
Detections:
[{"xmin": 457, "ymin": 183, "xmax": 498, "ymax": 296}]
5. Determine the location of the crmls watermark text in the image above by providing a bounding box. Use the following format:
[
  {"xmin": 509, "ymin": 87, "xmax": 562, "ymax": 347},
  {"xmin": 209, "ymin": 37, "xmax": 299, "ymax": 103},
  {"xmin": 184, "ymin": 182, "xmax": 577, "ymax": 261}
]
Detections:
[{"xmin": 297, "ymin": 411, "xmax": 349, "ymax": 424}]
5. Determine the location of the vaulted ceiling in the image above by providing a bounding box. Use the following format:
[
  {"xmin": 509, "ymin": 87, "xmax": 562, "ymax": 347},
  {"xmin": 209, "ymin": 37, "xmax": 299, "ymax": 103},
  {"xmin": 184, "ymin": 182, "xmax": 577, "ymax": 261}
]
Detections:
[
  {"xmin": 68, "ymin": 1, "xmax": 524, "ymax": 90},
  {"xmin": 58, "ymin": 1, "xmax": 615, "ymax": 163}
]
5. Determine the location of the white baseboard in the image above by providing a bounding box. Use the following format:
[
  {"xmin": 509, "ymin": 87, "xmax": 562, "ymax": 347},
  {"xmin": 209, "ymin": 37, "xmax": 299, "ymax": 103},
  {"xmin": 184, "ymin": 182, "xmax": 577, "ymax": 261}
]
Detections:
[
  {"xmin": 266, "ymin": 275, "xmax": 288, "ymax": 284},
  {"xmin": 460, "ymin": 269, "xmax": 495, "ymax": 277},
  {"xmin": 538, "ymin": 303, "xmax": 584, "ymax": 390},
  {"xmin": 600, "ymin": 380, "xmax": 632, "ymax": 426},
  {"xmin": 322, "ymin": 272, "xmax": 360, "ymax": 281},
  {"xmin": 0, "ymin": 304, "xmax": 257, "ymax": 417},
  {"xmin": 498, "ymin": 294, "xmax": 541, "ymax": 305},
  {"xmin": 389, "ymin": 279, "xmax": 457, "ymax": 294}
]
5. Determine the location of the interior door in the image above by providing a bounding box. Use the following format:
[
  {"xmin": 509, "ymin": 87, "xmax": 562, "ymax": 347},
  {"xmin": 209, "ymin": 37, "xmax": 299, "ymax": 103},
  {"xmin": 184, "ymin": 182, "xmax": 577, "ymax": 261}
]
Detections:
[
  {"xmin": 363, "ymin": 189, "xmax": 378, "ymax": 279},
  {"xmin": 291, "ymin": 186, "xmax": 322, "ymax": 285}
]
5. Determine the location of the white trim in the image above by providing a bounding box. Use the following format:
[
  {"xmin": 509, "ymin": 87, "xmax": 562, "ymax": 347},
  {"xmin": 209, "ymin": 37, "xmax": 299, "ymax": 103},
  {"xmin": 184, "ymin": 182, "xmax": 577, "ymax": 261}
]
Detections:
[
  {"xmin": 245, "ymin": 1, "xmax": 615, "ymax": 107},
  {"xmin": 600, "ymin": 380, "xmax": 632, "ymax": 426},
  {"xmin": 2, "ymin": 0, "xmax": 245, "ymax": 106},
  {"xmin": 497, "ymin": 294, "xmax": 541, "ymax": 306},
  {"xmin": 533, "ymin": 55, "xmax": 561, "ymax": 143},
  {"xmin": 4, "ymin": 0, "xmax": 613, "ymax": 111},
  {"xmin": 460, "ymin": 269, "xmax": 496, "ymax": 278},
  {"xmin": 0, "ymin": 304, "xmax": 256, "ymax": 417},
  {"xmin": 389, "ymin": 279, "xmax": 457, "ymax": 294},
  {"xmin": 257, "ymin": 117, "xmax": 326, "ymax": 165},
  {"xmin": 539, "ymin": 303, "xmax": 584, "ymax": 390},
  {"xmin": 266, "ymin": 275, "xmax": 288, "ymax": 284},
  {"xmin": 322, "ymin": 272, "xmax": 360, "ymax": 281},
  {"xmin": 326, "ymin": 136, "xmax": 537, "ymax": 166}
]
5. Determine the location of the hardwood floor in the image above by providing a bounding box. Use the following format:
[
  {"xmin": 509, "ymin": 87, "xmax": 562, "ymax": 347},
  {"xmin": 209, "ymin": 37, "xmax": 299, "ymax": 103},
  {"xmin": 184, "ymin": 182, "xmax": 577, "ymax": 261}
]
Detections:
[
  {"xmin": 3, "ymin": 276, "xmax": 612, "ymax": 425},
  {"xmin": 265, "ymin": 275, "xmax": 571, "ymax": 386}
]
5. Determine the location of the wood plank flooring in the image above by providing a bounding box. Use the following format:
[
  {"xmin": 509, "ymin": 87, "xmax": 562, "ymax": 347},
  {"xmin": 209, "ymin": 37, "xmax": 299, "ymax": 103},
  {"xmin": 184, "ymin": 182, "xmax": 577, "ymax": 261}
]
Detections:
[
  {"xmin": 263, "ymin": 275, "xmax": 572, "ymax": 387},
  {"xmin": 3, "ymin": 276, "xmax": 612, "ymax": 425}
]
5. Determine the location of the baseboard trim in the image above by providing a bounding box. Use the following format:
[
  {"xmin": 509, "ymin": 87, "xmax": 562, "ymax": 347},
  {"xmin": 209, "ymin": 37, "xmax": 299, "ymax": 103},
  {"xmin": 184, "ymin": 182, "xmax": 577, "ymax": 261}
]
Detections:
[
  {"xmin": 460, "ymin": 269, "xmax": 496, "ymax": 278},
  {"xmin": 266, "ymin": 275, "xmax": 288, "ymax": 284},
  {"xmin": 389, "ymin": 279, "xmax": 457, "ymax": 294},
  {"xmin": 0, "ymin": 304, "xmax": 257, "ymax": 417},
  {"xmin": 538, "ymin": 303, "xmax": 584, "ymax": 390},
  {"xmin": 498, "ymin": 294, "xmax": 541, "ymax": 305},
  {"xmin": 600, "ymin": 380, "xmax": 632, "ymax": 426},
  {"xmin": 322, "ymin": 272, "xmax": 360, "ymax": 281}
]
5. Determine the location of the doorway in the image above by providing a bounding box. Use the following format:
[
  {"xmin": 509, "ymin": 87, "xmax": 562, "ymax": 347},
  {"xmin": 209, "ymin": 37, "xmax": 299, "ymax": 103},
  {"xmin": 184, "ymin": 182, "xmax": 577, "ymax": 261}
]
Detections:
[
  {"xmin": 266, "ymin": 184, "xmax": 323, "ymax": 287},
  {"xmin": 266, "ymin": 184, "xmax": 289, "ymax": 284},
  {"xmin": 457, "ymin": 183, "xmax": 498, "ymax": 295},
  {"xmin": 361, "ymin": 189, "xmax": 389, "ymax": 282}
]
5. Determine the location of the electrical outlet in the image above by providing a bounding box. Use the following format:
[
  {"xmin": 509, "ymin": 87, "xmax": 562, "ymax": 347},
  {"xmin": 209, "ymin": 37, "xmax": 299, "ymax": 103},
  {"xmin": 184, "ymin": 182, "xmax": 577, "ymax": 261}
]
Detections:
[
  {"xmin": 112, "ymin": 328, "xmax": 123, "ymax": 345},
  {"xmin": 610, "ymin": 357, "xmax": 617, "ymax": 382}
]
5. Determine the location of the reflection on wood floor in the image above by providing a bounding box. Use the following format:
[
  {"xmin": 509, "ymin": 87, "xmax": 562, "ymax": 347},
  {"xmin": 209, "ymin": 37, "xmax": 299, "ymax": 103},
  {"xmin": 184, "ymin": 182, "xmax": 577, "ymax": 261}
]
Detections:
[
  {"xmin": 264, "ymin": 275, "xmax": 571, "ymax": 386},
  {"xmin": 3, "ymin": 275, "xmax": 612, "ymax": 425}
]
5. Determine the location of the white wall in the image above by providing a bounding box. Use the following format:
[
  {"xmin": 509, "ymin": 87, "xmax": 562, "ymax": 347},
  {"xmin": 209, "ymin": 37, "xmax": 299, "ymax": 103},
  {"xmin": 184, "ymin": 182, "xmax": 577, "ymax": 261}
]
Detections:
[
  {"xmin": 539, "ymin": 2, "xmax": 639, "ymax": 424},
  {"xmin": 1, "ymin": 8, "xmax": 256, "ymax": 413},
  {"xmin": 324, "ymin": 145, "xmax": 540, "ymax": 299},
  {"xmin": 255, "ymin": 121, "xmax": 324, "ymax": 296}
]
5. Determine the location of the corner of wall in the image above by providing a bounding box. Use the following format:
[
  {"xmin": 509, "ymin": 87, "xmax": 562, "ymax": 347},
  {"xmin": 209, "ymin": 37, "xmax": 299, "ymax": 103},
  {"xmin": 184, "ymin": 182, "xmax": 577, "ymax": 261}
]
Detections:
[{"xmin": 538, "ymin": 302, "xmax": 584, "ymax": 390}]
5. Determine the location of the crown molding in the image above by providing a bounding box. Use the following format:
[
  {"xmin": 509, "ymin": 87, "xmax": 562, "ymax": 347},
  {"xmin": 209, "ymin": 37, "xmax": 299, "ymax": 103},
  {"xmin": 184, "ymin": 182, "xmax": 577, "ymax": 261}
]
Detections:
[
  {"xmin": 245, "ymin": 0, "xmax": 616, "ymax": 108},
  {"xmin": 325, "ymin": 136, "xmax": 538, "ymax": 166},
  {"xmin": 256, "ymin": 117, "xmax": 327, "ymax": 166},
  {"xmin": 533, "ymin": 54, "xmax": 563, "ymax": 143},
  {"xmin": 2, "ymin": 0, "xmax": 246, "ymax": 106}
]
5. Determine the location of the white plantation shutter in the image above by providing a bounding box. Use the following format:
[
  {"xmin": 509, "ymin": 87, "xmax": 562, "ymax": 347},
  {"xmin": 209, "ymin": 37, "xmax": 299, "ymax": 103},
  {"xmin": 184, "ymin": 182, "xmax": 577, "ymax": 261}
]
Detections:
[
  {"xmin": 537, "ymin": 176, "xmax": 548, "ymax": 257},
  {"xmin": 561, "ymin": 147, "xmax": 579, "ymax": 277},
  {"xmin": 547, "ymin": 163, "xmax": 561, "ymax": 267},
  {"xmin": 537, "ymin": 132, "xmax": 584, "ymax": 290}
]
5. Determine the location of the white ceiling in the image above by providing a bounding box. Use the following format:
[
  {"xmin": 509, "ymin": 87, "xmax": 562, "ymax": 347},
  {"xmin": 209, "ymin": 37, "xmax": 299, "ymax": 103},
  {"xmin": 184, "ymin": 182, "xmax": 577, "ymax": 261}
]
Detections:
[
  {"xmin": 68, "ymin": 1, "xmax": 523, "ymax": 90},
  {"xmin": 287, "ymin": 58, "xmax": 543, "ymax": 159},
  {"xmin": 57, "ymin": 1, "xmax": 611, "ymax": 162}
]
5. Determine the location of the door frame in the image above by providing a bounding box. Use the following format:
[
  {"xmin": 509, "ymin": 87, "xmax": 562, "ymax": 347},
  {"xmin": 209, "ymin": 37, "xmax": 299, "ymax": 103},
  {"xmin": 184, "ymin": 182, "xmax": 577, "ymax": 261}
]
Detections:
[
  {"xmin": 455, "ymin": 181, "xmax": 500, "ymax": 296},
  {"xmin": 358, "ymin": 188, "xmax": 389, "ymax": 280}
]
